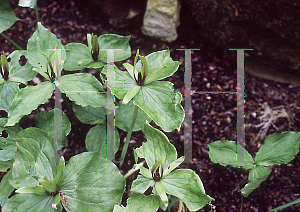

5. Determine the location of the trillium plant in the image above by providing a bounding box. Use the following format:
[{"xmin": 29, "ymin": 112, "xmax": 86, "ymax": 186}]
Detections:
[
  {"xmin": 0, "ymin": 1, "xmax": 214, "ymax": 209},
  {"xmin": 208, "ymin": 131, "xmax": 300, "ymax": 198},
  {"xmin": 1, "ymin": 1, "xmax": 300, "ymax": 212}
]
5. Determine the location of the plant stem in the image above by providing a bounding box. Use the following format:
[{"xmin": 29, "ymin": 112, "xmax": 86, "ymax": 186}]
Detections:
[
  {"xmin": 0, "ymin": 33, "xmax": 23, "ymax": 50},
  {"xmin": 35, "ymin": 4, "xmax": 39, "ymax": 25},
  {"xmin": 177, "ymin": 200, "xmax": 183, "ymax": 212},
  {"xmin": 239, "ymin": 177, "xmax": 248, "ymax": 185},
  {"xmin": 120, "ymin": 105, "xmax": 139, "ymax": 166},
  {"xmin": 61, "ymin": 93, "xmax": 79, "ymax": 122}
]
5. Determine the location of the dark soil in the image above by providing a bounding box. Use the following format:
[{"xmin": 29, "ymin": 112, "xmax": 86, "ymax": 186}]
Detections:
[{"xmin": 1, "ymin": 0, "xmax": 300, "ymax": 211}]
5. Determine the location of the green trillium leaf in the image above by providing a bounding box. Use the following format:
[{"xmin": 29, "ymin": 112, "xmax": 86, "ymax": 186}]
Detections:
[
  {"xmin": 113, "ymin": 191, "xmax": 160, "ymax": 212},
  {"xmin": 0, "ymin": 118, "xmax": 22, "ymax": 172},
  {"xmin": 10, "ymin": 128, "xmax": 58, "ymax": 189},
  {"xmin": 8, "ymin": 50, "xmax": 36, "ymax": 81},
  {"xmin": 133, "ymin": 81, "xmax": 184, "ymax": 132},
  {"xmin": 134, "ymin": 123, "xmax": 177, "ymax": 170},
  {"xmin": 60, "ymin": 152, "xmax": 125, "ymax": 211},
  {"xmin": 163, "ymin": 156, "xmax": 185, "ymax": 177},
  {"xmin": 131, "ymin": 174, "xmax": 155, "ymax": 194},
  {"xmin": 2, "ymin": 193, "xmax": 62, "ymax": 212},
  {"xmin": 161, "ymin": 169, "xmax": 214, "ymax": 211},
  {"xmin": 60, "ymin": 73, "xmax": 106, "ymax": 108},
  {"xmin": 0, "ymin": 169, "xmax": 14, "ymax": 198},
  {"xmin": 27, "ymin": 22, "xmax": 65, "ymax": 80},
  {"xmin": 0, "ymin": 0, "xmax": 20, "ymax": 33},
  {"xmin": 97, "ymin": 34, "xmax": 131, "ymax": 63},
  {"xmin": 0, "ymin": 196, "xmax": 9, "ymax": 209},
  {"xmin": 6, "ymin": 81, "xmax": 54, "ymax": 126},
  {"xmin": 0, "ymin": 50, "xmax": 36, "ymax": 112},
  {"xmin": 254, "ymin": 131, "xmax": 300, "ymax": 166},
  {"xmin": 64, "ymin": 43, "xmax": 92, "ymax": 71},
  {"xmin": 34, "ymin": 108, "xmax": 71, "ymax": 150},
  {"xmin": 208, "ymin": 140, "xmax": 254, "ymax": 170},
  {"xmin": 241, "ymin": 176, "xmax": 269, "ymax": 197},
  {"xmin": 72, "ymin": 104, "xmax": 106, "ymax": 124},
  {"xmin": 248, "ymin": 165, "xmax": 272, "ymax": 182},
  {"xmin": 115, "ymin": 100, "xmax": 152, "ymax": 132},
  {"xmin": 85, "ymin": 124, "xmax": 120, "ymax": 160}
]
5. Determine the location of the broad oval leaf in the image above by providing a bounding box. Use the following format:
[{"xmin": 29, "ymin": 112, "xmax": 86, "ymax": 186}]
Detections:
[
  {"xmin": 102, "ymin": 65, "xmax": 136, "ymax": 100},
  {"xmin": 27, "ymin": 22, "xmax": 66, "ymax": 75},
  {"xmin": 113, "ymin": 191, "xmax": 160, "ymax": 212},
  {"xmin": 6, "ymin": 81, "xmax": 54, "ymax": 126},
  {"xmin": 61, "ymin": 73, "xmax": 106, "ymax": 107},
  {"xmin": 63, "ymin": 43, "xmax": 92, "ymax": 71},
  {"xmin": 0, "ymin": 118, "xmax": 22, "ymax": 171},
  {"xmin": 241, "ymin": 176, "xmax": 269, "ymax": 197},
  {"xmin": 0, "ymin": 0, "xmax": 20, "ymax": 33},
  {"xmin": 72, "ymin": 104, "xmax": 106, "ymax": 125},
  {"xmin": 131, "ymin": 174, "xmax": 155, "ymax": 194},
  {"xmin": 2, "ymin": 193, "xmax": 62, "ymax": 212},
  {"xmin": 133, "ymin": 81, "xmax": 184, "ymax": 132},
  {"xmin": 0, "ymin": 81, "xmax": 19, "ymax": 112},
  {"xmin": 115, "ymin": 100, "xmax": 152, "ymax": 132},
  {"xmin": 0, "ymin": 50, "xmax": 36, "ymax": 112},
  {"xmin": 134, "ymin": 123, "xmax": 177, "ymax": 170},
  {"xmin": 8, "ymin": 50, "xmax": 36, "ymax": 81},
  {"xmin": 254, "ymin": 131, "xmax": 300, "ymax": 166},
  {"xmin": 0, "ymin": 169, "xmax": 14, "ymax": 198},
  {"xmin": 98, "ymin": 34, "xmax": 131, "ymax": 62},
  {"xmin": 0, "ymin": 150, "xmax": 14, "ymax": 161},
  {"xmin": 161, "ymin": 169, "xmax": 214, "ymax": 211},
  {"xmin": 248, "ymin": 165, "xmax": 272, "ymax": 182},
  {"xmin": 10, "ymin": 128, "xmax": 58, "ymax": 189},
  {"xmin": 34, "ymin": 108, "xmax": 71, "ymax": 149},
  {"xmin": 135, "ymin": 49, "xmax": 181, "ymax": 84},
  {"xmin": 60, "ymin": 152, "xmax": 125, "ymax": 212},
  {"xmin": 0, "ymin": 118, "xmax": 23, "ymax": 148},
  {"xmin": 208, "ymin": 140, "xmax": 254, "ymax": 170},
  {"xmin": 85, "ymin": 124, "xmax": 120, "ymax": 160}
]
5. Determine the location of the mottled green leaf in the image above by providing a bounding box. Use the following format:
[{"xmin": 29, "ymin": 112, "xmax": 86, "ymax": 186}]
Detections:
[
  {"xmin": 60, "ymin": 152, "xmax": 125, "ymax": 212},
  {"xmin": 61, "ymin": 73, "xmax": 106, "ymax": 107},
  {"xmin": 0, "ymin": 0, "xmax": 20, "ymax": 33},
  {"xmin": 255, "ymin": 131, "xmax": 300, "ymax": 166},
  {"xmin": 208, "ymin": 140, "xmax": 254, "ymax": 169},
  {"xmin": 161, "ymin": 169, "xmax": 213, "ymax": 211},
  {"xmin": 6, "ymin": 81, "xmax": 54, "ymax": 126}
]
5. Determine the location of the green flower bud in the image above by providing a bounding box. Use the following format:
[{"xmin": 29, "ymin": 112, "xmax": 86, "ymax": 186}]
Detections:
[
  {"xmin": 38, "ymin": 175, "xmax": 58, "ymax": 194},
  {"xmin": 0, "ymin": 52, "xmax": 9, "ymax": 81},
  {"xmin": 87, "ymin": 33, "xmax": 99, "ymax": 61}
]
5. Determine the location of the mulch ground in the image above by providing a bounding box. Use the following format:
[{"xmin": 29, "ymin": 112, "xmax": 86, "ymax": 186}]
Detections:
[{"xmin": 1, "ymin": 0, "xmax": 300, "ymax": 211}]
